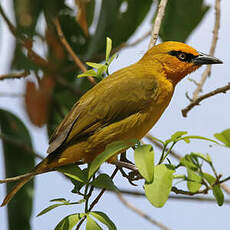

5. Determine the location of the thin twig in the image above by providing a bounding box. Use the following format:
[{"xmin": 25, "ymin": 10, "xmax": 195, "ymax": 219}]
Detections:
[
  {"xmin": 182, "ymin": 82, "xmax": 230, "ymax": 117},
  {"xmin": 114, "ymin": 189, "xmax": 230, "ymax": 204},
  {"xmin": 192, "ymin": 0, "xmax": 221, "ymax": 100},
  {"xmin": 221, "ymin": 184, "xmax": 230, "ymax": 195},
  {"xmin": 75, "ymin": 216, "xmax": 86, "ymax": 230},
  {"xmin": 90, "ymin": 31, "xmax": 151, "ymax": 63},
  {"xmin": 0, "ymin": 5, "xmax": 81, "ymax": 97},
  {"xmin": 171, "ymin": 186, "xmax": 209, "ymax": 196},
  {"xmin": 112, "ymin": 31, "xmax": 151, "ymax": 54},
  {"xmin": 0, "ymin": 3, "xmax": 17, "ymax": 37},
  {"xmin": 53, "ymin": 18, "xmax": 96, "ymax": 85},
  {"xmin": 0, "ymin": 71, "xmax": 30, "ymax": 80},
  {"xmin": 0, "ymin": 3, "xmax": 49, "ymax": 70},
  {"xmin": 88, "ymin": 167, "xmax": 119, "ymax": 211},
  {"xmin": 148, "ymin": 0, "xmax": 168, "ymax": 48},
  {"xmin": 219, "ymin": 176, "xmax": 230, "ymax": 184},
  {"xmin": 145, "ymin": 133, "xmax": 230, "ymax": 196},
  {"xmin": 0, "ymin": 172, "xmax": 33, "ymax": 183},
  {"xmin": 117, "ymin": 193, "xmax": 172, "ymax": 230},
  {"xmin": 111, "ymin": 160, "xmax": 138, "ymax": 171},
  {"xmin": 145, "ymin": 133, "xmax": 181, "ymax": 160},
  {"xmin": 76, "ymin": 168, "xmax": 119, "ymax": 229}
]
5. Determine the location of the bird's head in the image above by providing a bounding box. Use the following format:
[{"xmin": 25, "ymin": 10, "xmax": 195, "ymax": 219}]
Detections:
[{"xmin": 141, "ymin": 41, "xmax": 223, "ymax": 85}]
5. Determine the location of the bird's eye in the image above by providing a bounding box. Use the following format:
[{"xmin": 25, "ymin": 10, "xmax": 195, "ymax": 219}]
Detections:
[{"xmin": 177, "ymin": 52, "xmax": 187, "ymax": 61}]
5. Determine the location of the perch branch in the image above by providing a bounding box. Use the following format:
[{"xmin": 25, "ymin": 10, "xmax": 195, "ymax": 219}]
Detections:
[
  {"xmin": 53, "ymin": 18, "xmax": 96, "ymax": 85},
  {"xmin": 0, "ymin": 71, "xmax": 30, "ymax": 80},
  {"xmin": 148, "ymin": 0, "xmax": 168, "ymax": 48},
  {"xmin": 115, "ymin": 189, "xmax": 230, "ymax": 204},
  {"xmin": 192, "ymin": 0, "xmax": 221, "ymax": 100},
  {"xmin": 182, "ymin": 82, "xmax": 230, "ymax": 117},
  {"xmin": 117, "ymin": 193, "xmax": 172, "ymax": 230}
]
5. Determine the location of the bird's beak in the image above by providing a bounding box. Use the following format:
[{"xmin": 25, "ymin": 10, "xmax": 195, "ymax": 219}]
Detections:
[{"xmin": 193, "ymin": 52, "xmax": 223, "ymax": 65}]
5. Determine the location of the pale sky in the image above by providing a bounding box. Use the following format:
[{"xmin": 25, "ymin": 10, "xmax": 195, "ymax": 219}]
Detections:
[{"xmin": 1, "ymin": 0, "xmax": 230, "ymax": 230}]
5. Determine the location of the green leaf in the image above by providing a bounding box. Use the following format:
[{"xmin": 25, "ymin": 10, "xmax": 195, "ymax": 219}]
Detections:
[
  {"xmin": 187, "ymin": 169, "xmax": 202, "ymax": 192},
  {"xmin": 173, "ymin": 174, "xmax": 186, "ymax": 180},
  {"xmin": 180, "ymin": 155, "xmax": 198, "ymax": 170},
  {"xmin": 146, "ymin": 135, "xmax": 164, "ymax": 145},
  {"xmin": 90, "ymin": 211, "xmax": 117, "ymax": 230},
  {"xmin": 37, "ymin": 203, "xmax": 68, "ymax": 217},
  {"xmin": 0, "ymin": 109, "xmax": 34, "ymax": 230},
  {"xmin": 107, "ymin": 53, "xmax": 117, "ymax": 66},
  {"xmin": 13, "ymin": 0, "xmax": 43, "ymax": 36},
  {"xmin": 134, "ymin": 144, "xmax": 154, "ymax": 183},
  {"xmin": 86, "ymin": 62, "xmax": 106, "ymax": 69},
  {"xmin": 213, "ymin": 185, "xmax": 224, "ymax": 206},
  {"xmin": 190, "ymin": 152, "xmax": 212, "ymax": 163},
  {"xmin": 50, "ymin": 198, "xmax": 68, "ymax": 203},
  {"xmin": 96, "ymin": 65, "xmax": 107, "ymax": 78},
  {"xmin": 55, "ymin": 213, "xmax": 83, "ymax": 230},
  {"xmin": 77, "ymin": 69, "xmax": 97, "ymax": 78},
  {"xmin": 144, "ymin": 165, "xmax": 174, "ymax": 208},
  {"xmin": 202, "ymin": 173, "xmax": 216, "ymax": 185},
  {"xmin": 37, "ymin": 199, "xmax": 84, "ymax": 217},
  {"xmin": 58, "ymin": 164, "xmax": 88, "ymax": 183},
  {"xmin": 170, "ymin": 131, "xmax": 188, "ymax": 141},
  {"xmin": 71, "ymin": 168, "xmax": 89, "ymax": 194},
  {"xmin": 86, "ymin": 216, "xmax": 102, "ymax": 230},
  {"xmin": 180, "ymin": 135, "xmax": 219, "ymax": 145},
  {"xmin": 106, "ymin": 37, "xmax": 112, "ymax": 61},
  {"xmin": 90, "ymin": 174, "xmax": 118, "ymax": 191},
  {"xmin": 214, "ymin": 129, "xmax": 230, "ymax": 147},
  {"xmin": 202, "ymin": 173, "xmax": 224, "ymax": 206},
  {"xmin": 86, "ymin": 0, "xmax": 95, "ymax": 26},
  {"xmin": 86, "ymin": 0, "xmax": 152, "ymax": 58},
  {"xmin": 88, "ymin": 139, "xmax": 138, "ymax": 179},
  {"xmin": 159, "ymin": 0, "xmax": 209, "ymax": 42},
  {"xmin": 43, "ymin": 0, "xmax": 65, "ymax": 19}
]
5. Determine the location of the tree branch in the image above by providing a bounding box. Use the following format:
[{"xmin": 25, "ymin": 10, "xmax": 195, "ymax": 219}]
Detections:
[
  {"xmin": 0, "ymin": 3, "xmax": 17, "ymax": 37},
  {"xmin": 117, "ymin": 193, "xmax": 172, "ymax": 230},
  {"xmin": 145, "ymin": 133, "xmax": 182, "ymax": 160},
  {"xmin": 53, "ymin": 18, "xmax": 96, "ymax": 85},
  {"xmin": 145, "ymin": 133, "xmax": 230, "ymax": 195},
  {"xmin": 182, "ymin": 82, "xmax": 230, "ymax": 117},
  {"xmin": 112, "ymin": 160, "xmax": 138, "ymax": 171},
  {"xmin": 112, "ymin": 31, "xmax": 151, "ymax": 54},
  {"xmin": 0, "ymin": 71, "xmax": 30, "ymax": 80},
  {"xmin": 114, "ymin": 188, "xmax": 230, "ymax": 204},
  {"xmin": 221, "ymin": 184, "xmax": 230, "ymax": 195},
  {"xmin": 0, "ymin": 172, "xmax": 33, "ymax": 183},
  {"xmin": 0, "ymin": 4, "xmax": 82, "ymax": 97},
  {"xmin": 192, "ymin": 0, "xmax": 221, "ymax": 100},
  {"xmin": 148, "ymin": 0, "xmax": 168, "ymax": 48}
]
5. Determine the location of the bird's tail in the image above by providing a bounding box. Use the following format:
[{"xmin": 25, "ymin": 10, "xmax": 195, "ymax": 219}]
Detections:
[{"xmin": 1, "ymin": 173, "xmax": 34, "ymax": 207}]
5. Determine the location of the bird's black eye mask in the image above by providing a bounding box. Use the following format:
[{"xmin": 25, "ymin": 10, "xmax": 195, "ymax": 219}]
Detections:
[{"xmin": 168, "ymin": 50, "xmax": 197, "ymax": 63}]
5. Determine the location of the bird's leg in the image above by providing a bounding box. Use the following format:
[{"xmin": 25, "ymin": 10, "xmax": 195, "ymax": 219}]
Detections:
[
  {"xmin": 112, "ymin": 160, "xmax": 137, "ymax": 171},
  {"xmin": 119, "ymin": 167, "xmax": 137, "ymax": 186},
  {"xmin": 120, "ymin": 152, "xmax": 134, "ymax": 165},
  {"xmin": 112, "ymin": 160, "xmax": 143, "ymax": 185},
  {"xmin": 128, "ymin": 170, "xmax": 143, "ymax": 181}
]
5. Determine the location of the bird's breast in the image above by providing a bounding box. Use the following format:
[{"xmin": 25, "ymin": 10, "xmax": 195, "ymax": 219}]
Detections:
[{"xmin": 138, "ymin": 78, "xmax": 174, "ymax": 138}]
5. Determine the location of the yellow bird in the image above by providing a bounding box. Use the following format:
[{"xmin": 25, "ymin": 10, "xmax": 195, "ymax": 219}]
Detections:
[{"xmin": 1, "ymin": 41, "xmax": 222, "ymax": 206}]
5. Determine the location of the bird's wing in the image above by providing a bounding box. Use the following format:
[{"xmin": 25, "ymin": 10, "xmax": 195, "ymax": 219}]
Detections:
[
  {"xmin": 47, "ymin": 66, "xmax": 157, "ymax": 153},
  {"xmin": 47, "ymin": 101, "xmax": 81, "ymax": 153}
]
